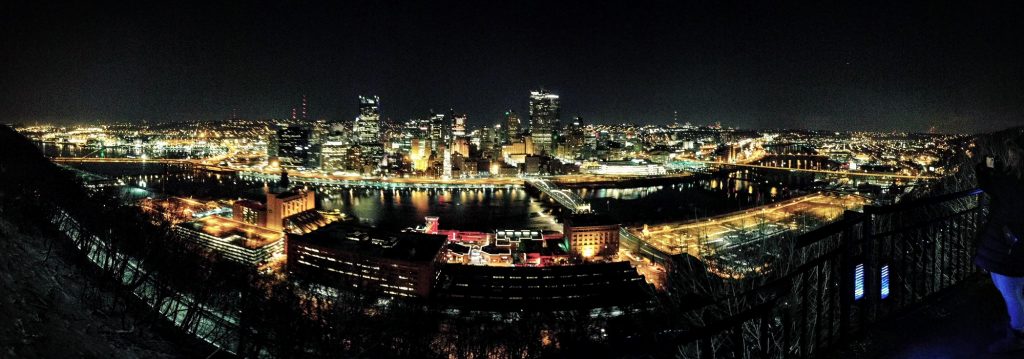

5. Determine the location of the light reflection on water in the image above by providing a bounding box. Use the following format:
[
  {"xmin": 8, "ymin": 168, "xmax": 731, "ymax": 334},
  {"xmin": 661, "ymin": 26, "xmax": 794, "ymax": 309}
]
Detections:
[
  {"xmin": 62, "ymin": 162, "xmax": 809, "ymax": 231},
  {"xmin": 38, "ymin": 142, "xmax": 208, "ymax": 159},
  {"xmin": 574, "ymin": 170, "xmax": 801, "ymax": 226},
  {"xmin": 64, "ymin": 162, "xmax": 561, "ymax": 232}
]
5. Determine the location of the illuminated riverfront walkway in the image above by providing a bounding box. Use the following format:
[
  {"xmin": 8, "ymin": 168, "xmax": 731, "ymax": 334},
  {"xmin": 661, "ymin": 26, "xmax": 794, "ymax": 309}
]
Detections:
[
  {"xmin": 52, "ymin": 157, "xmax": 191, "ymax": 164},
  {"xmin": 626, "ymin": 193, "xmax": 869, "ymax": 256},
  {"xmin": 238, "ymin": 171, "xmax": 522, "ymax": 190},
  {"xmin": 50, "ymin": 156, "xmax": 524, "ymax": 189},
  {"xmin": 525, "ymin": 178, "xmax": 592, "ymax": 213}
]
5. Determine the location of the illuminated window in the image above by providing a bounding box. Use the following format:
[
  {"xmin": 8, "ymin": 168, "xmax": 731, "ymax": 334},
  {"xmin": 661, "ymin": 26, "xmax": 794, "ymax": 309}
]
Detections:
[
  {"xmin": 854, "ymin": 263, "xmax": 865, "ymax": 301},
  {"xmin": 881, "ymin": 265, "xmax": 890, "ymax": 299}
]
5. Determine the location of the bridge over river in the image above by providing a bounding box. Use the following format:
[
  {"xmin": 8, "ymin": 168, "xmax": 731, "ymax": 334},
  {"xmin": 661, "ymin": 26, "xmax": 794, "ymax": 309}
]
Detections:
[{"xmin": 524, "ymin": 178, "xmax": 592, "ymax": 214}]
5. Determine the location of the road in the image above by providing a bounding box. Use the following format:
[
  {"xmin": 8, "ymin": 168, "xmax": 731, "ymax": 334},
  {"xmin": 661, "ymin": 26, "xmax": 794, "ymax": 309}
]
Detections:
[
  {"xmin": 689, "ymin": 159, "xmax": 937, "ymax": 179},
  {"xmin": 626, "ymin": 193, "xmax": 868, "ymax": 257}
]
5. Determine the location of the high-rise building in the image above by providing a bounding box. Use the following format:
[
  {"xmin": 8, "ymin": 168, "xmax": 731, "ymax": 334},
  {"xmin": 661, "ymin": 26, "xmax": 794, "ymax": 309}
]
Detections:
[
  {"xmin": 452, "ymin": 112, "xmax": 467, "ymax": 138},
  {"xmin": 478, "ymin": 124, "xmax": 499, "ymax": 158},
  {"xmin": 320, "ymin": 140, "xmax": 350, "ymax": 172},
  {"xmin": 409, "ymin": 137, "xmax": 430, "ymax": 172},
  {"xmin": 528, "ymin": 90, "xmax": 560, "ymax": 154},
  {"xmin": 442, "ymin": 147, "xmax": 453, "ymax": 179},
  {"xmin": 267, "ymin": 130, "xmax": 279, "ymax": 159},
  {"xmin": 504, "ymin": 110, "xmax": 521, "ymax": 142},
  {"xmin": 451, "ymin": 137, "xmax": 470, "ymax": 157},
  {"xmin": 354, "ymin": 95, "xmax": 381, "ymax": 144},
  {"xmin": 561, "ymin": 116, "xmax": 586, "ymax": 160},
  {"xmin": 276, "ymin": 125, "xmax": 313, "ymax": 169},
  {"xmin": 428, "ymin": 111, "xmax": 447, "ymax": 151}
]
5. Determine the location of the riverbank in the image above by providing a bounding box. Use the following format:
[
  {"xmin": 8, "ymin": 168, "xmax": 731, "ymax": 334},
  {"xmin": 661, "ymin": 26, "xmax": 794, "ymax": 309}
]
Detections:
[{"xmin": 551, "ymin": 173, "xmax": 695, "ymax": 188}]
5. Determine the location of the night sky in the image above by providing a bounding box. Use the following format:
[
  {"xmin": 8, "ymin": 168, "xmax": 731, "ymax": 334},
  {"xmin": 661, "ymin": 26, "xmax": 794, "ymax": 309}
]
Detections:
[{"xmin": 2, "ymin": 1, "xmax": 1022, "ymax": 133}]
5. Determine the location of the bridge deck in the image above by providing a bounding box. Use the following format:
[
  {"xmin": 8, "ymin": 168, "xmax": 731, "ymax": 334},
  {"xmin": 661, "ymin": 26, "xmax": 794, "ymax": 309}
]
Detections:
[{"xmin": 526, "ymin": 178, "xmax": 592, "ymax": 213}]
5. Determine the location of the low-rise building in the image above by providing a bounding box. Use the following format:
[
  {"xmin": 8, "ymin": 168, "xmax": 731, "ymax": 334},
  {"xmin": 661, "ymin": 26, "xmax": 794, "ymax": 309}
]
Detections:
[
  {"xmin": 565, "ymin": 214, "xmax": 621, "ymax": 259},
  {"xmin": 174, "ymin": 216, "xmax": 285, "ymax": 265},
  {"xmin": 266, "ymin": 187, "xmax": 315, "ymax": 231},
  {"xmin": 287, "ymin": 223, "xmax": 447, "ymax": 298}
]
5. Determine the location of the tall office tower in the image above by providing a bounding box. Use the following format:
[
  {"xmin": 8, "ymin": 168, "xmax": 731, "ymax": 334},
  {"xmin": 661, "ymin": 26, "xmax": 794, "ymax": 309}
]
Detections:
[
  {"xmin": 443, "ymin": 109, "xmax": 455, "ymax": 145},
  {"xmin": 267, "ymin": 130, "xmax": 279, "ymax": 159},
  {"xmin": 442, "ymin": 147, "xmax": 453, "ymax": 180},
  {"xmin": 564, "ymin": 116, "xmax": 586, "ymax": 159},
  {"xmin": 409, "ymin": 137, "xmax": 430, "ymax": 171},
  {"xmin": 354, "ymin": 95, "xmax": 381, "ymax": 144},
  {"xmin": 478, "ymin": 125, "xmax": 497, "ymax": 157},
  {"xmin": 320, "ymin": 135, "xmax": 350, "ymax": 173},
  {"xmin": 276, "ymin": 125, "xmax": 313, "ymax": 169},
  {"xmin": 528, "ymin": 90, "xmax": 560, "ymax": 154},
  {"xmin": 504, "ymin": 110, "xmax": 521, "ymax": 142},
  {"xmin": 451, "ymin": 137, "xmax": 470, "ymax": 157},
  {"xmin": 428, "ymin": 111, "xmax": 447, "ymax": 151},
  {"xmin": 452, "ymin": 113, "xmax": 467, "ymax": 138}
]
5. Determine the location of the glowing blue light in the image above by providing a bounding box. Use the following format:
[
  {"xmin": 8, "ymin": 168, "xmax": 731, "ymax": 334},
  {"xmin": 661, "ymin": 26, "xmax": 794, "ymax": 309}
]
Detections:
[
  {"xmin": 881, "ymin": 265, "xmax": 890, "ymax": 299},
  {"xmin": 854, "ymin": 263, "xmax": 865, "ymax": 301}
]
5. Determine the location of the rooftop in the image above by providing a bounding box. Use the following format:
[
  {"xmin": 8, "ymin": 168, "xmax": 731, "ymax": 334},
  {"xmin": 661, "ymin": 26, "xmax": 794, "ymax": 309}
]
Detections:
[
  {"xmin": 288, "ymin": 222, "xmax": 446, "ymax": 263},
  {"xmin": 568, "ymin": 213, "xmax": 620, "ymax": 227},
  {"xmin": 271, "ymin": 189, "xmax": 307, "ymax": 199},
  {"xmin": 178, "ymin": 215, "xmax": 283, "ymax": 249},
  {"xmin": 233, "ymin": 199, "xmax": 264, "ymax": 210}
]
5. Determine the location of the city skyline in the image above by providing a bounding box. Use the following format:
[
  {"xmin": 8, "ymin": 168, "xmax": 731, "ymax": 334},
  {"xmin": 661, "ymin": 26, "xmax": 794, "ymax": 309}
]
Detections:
[
  {"xmin": 4, "ymin": 2, "xmax": 1022, "ymax": 355},
  {"xmin": 3, "ymin": 1, "xmax": 1022, "ymax": 133}
]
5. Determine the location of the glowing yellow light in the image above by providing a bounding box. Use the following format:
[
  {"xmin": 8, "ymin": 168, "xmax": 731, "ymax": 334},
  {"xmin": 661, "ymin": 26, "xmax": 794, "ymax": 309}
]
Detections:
[{"xmin": 581, "ymin": 247, "xmax": 595, "ymax": 258}]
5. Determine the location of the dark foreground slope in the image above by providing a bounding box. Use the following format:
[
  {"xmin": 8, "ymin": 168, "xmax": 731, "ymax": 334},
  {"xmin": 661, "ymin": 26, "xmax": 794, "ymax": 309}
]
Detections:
[
  {"xmin": 0, "ymin": 217, "xmax": 195, "ymax": 358},
  {"xmin": 0, "ymin": 125, "xmax": 208, "ymax": 358}
]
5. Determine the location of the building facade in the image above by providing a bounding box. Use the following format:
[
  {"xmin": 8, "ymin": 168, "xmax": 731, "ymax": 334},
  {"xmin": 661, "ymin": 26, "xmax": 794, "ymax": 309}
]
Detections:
[
  {"xmin": 528, "ymin": 90, "xmax": 560, "ymax": 154},
  {"xmin": 276, "ymin": 125, "xmax": 313, "ymax": 169},
  {"xmin": 504, "ymin": 110, "xmax": 522, "ymax": 142},
  {"xmin": 565, "ymin": 214, "xmax": 621, "ymax": 259},
  {"xmin": 353, "ymin": 95, "xmax": 381, "ymax": 144},
  {"xmin": 287, "ymin": 223, "xmax": 447, "ymax": 298},
  {"xmin": 265, "ymin": 186, "xmax": 316, "ymax": 231},
  {"xmin": 174, "ymin": 216, "xmax": 285, "ymax": 266},
  {"xmin": 232, "ymin": 199, "xmax": 267, "ymax": 227}
]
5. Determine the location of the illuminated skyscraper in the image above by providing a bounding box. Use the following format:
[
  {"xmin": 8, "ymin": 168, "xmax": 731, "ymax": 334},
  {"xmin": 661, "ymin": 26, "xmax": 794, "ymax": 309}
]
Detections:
[
  {"xmin": 452, "ymin": 112, "xmax": 467, "ymax": 138},
  {"xmin": 563, "ymin": 116, "xmax": 585, "ymax": 159},
  {"xmin": 528, "ymin": 90, "xmax": 560, "ymax": 154},
  {"xmin": 320, "ymin": 140, "xmax": 350, "ymax": 172},
  {"xmin": 504, "ymin": 110, "xmax": 521, "ymax": 142},
  {"xmin": 354, "ymin": 95, "xmax": 381, "ymax": 144},
  {"xmin": 442, "ymin": 147, "xmax": 452, "ymax": 180},
  {"xmin": 428, "ymin": 111, "xmax": 447, "ymax": 151},
  {"xmin": 276, "ymin": 125, "xmax": 313, "ymax": 169}
]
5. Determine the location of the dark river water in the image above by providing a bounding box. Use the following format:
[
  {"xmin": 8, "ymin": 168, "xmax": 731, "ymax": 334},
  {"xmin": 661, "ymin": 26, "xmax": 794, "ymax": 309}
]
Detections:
[{"xmin": 44, "ymin": 143, "xmax": 812, "ymax": 231}]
